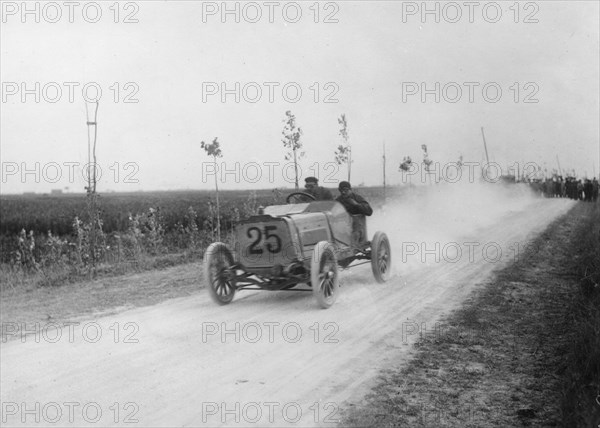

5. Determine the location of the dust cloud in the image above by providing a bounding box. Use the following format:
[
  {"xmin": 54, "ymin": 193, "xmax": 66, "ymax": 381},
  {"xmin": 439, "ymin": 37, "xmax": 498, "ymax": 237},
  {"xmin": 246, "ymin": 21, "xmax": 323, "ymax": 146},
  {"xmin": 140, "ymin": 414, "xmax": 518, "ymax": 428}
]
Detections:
[{"xmin": 367, "ymin": 182, "xmax": 539, "ymax": 275}]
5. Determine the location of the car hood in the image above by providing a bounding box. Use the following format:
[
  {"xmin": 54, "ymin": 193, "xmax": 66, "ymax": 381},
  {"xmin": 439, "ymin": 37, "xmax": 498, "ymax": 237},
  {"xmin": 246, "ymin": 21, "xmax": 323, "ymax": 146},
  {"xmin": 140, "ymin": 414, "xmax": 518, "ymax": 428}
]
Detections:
[{"xmin": 264, "ymin": 201, "xmax": 343, "ymax": 217}]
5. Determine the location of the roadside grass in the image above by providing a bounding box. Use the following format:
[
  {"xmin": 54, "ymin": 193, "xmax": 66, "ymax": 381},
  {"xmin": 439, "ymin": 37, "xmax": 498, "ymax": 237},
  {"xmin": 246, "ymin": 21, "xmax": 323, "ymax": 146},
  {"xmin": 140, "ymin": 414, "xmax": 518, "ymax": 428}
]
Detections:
[
  {"xmin": 562, "ymin": 202, "xmax": 600, "ymax": 426},
  {"xmin": 0, "ymin": 243, "xmax": 211, "ymax": 330},
  {"xmin": 0, "ymin": 245, "xmax": 205, "ymax": 291},
  {"xmin": 0, "ymin": 261, "xmax": 203, "ymax": 329},
  {"xmin": 340, "ymin": 202, "xmax": 600, "ymax": 427}
]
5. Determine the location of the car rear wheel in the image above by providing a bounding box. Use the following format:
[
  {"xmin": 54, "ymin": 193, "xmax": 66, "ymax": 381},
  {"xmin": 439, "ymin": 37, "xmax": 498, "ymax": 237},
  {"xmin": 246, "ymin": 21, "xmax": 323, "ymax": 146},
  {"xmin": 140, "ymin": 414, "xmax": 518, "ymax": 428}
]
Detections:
[
  {"xmin": 311, "ymin": 241, "xmax": 340, "ymax": 309},
  {"xmin": 204, "ymin": 242, "xmax": 236, "ymax": 305},
  {"xmin": 371, "ymin": 231, "xmax": 391, "ymax": 283}
]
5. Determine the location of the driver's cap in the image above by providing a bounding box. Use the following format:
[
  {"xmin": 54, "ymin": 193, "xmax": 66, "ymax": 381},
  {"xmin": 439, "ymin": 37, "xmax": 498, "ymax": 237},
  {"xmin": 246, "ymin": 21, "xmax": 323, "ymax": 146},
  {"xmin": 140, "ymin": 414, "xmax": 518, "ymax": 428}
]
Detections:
[{"xmin": 305, "ymin": 176, "xmax": 318, "ymax": 184}]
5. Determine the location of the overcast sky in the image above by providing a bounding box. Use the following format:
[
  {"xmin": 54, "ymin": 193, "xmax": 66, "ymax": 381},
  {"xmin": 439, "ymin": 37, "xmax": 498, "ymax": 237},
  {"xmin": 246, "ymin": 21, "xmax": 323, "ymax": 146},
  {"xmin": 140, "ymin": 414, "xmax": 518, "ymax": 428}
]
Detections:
[{"xmin": 1, "ymin": 1, "xmax": 599, "ymax": 194}]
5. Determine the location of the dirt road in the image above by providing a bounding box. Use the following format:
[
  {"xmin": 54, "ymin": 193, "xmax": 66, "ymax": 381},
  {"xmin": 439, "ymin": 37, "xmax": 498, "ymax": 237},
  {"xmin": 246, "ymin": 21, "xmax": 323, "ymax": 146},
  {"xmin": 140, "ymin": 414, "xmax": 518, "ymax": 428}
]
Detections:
[{"xmin": 1, "ymin": 192, "xmax": 575, "ymax": 427}]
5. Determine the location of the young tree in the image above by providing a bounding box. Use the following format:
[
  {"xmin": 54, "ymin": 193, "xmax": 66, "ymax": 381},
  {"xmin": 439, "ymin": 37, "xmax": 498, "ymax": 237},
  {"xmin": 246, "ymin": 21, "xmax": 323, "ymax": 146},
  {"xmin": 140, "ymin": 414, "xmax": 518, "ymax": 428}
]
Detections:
[
  {"xmin": 421, "ymin": 144, "xmax": 434, "ymax": 185},
  {"xmin": 201, "ymin": 137, "xmax": 223, "ymax": 241},
  {"xmin": 399, "ymin": 155, "xmax": 414, "ymax": 185},
  {"xmin": 334, "ymin": 114, "xmax": 351, "ymax": 181},
  {"xmin": 281, "ymin": 110, "xmax": 304, "ymax": 189},
  {"xmin": 399, "ymin": 156, "xmax": 413, "ymax": 172}
]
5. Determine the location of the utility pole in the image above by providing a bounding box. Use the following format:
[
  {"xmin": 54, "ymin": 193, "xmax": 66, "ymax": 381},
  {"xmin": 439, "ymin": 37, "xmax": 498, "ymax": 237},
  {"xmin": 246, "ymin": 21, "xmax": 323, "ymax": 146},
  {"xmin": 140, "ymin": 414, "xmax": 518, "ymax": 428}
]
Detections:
[
  {"xmin": 480, "ymin": 127, "xmax": 490, "ymax": 165},
  {"xmin": 556, "ymin": 155, "xmax": 562, "ymax": 176},
  {"xmin": 480, "ymin": 127, "xmax": 491, "ymax": 181},
  {"xmin": 85, "ymin": 100, "xmax": 99, "ymax": 278},
  {"xmin": 382, "ymin": 142, "xmax": 386, "ymax": 201}
]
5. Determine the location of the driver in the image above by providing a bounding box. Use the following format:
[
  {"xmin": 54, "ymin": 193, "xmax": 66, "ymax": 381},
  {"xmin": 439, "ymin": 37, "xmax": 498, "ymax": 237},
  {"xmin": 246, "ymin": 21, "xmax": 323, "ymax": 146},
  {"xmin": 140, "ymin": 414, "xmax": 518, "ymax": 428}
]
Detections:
[
  {"xmin": 336, "ymin": 181, "xmax": 373, "ymax": 216},
  {"xmin": 304, "ymin": 176, "xmax": 333, "ymax": 200}
]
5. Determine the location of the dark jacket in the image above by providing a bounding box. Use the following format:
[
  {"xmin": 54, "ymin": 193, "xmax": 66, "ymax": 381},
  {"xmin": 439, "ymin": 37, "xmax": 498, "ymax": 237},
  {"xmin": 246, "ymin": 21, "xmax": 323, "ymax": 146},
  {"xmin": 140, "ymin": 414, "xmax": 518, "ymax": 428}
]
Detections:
[{"xmin": 336, "ymin": 193, "xmax": 373, "ymax": 216}]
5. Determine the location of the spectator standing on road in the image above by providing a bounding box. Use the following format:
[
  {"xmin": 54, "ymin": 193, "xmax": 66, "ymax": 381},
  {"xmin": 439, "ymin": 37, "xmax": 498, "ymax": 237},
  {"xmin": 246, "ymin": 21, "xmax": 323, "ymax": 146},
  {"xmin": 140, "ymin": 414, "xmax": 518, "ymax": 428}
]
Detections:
[
  {"xmin": 584, "ymin": 179, "xmax": 593, "ymax": 202},
  {"xmin": 577, "ymin": 180, "xmax": 584, "ymax": 200},
  {"xmin": 553, "ymin": 177, "xmax": 561, "ymax": 198}
]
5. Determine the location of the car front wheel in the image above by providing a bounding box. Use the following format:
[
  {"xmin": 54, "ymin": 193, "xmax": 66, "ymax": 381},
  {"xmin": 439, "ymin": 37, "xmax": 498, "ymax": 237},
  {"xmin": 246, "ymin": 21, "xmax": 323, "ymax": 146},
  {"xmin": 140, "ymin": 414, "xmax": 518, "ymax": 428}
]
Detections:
[{"xmin": 204, "ymin": 242, "xmax": 236, "ymax": 305}]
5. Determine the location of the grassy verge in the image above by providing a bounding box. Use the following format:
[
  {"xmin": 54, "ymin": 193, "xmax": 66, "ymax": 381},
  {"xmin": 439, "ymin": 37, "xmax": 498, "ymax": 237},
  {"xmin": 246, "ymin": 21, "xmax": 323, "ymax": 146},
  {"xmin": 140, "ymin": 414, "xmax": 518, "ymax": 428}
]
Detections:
[
  {"xmin": 562, "ymin": 202, "xmax": 600, "ymax": 426},
  {"xmin": 0, "ymin": 248, "xmax": 204, "ymax": 291},
  {"xmin": 340, "ymin": 202, "xmax": 600, "ymax": 427},
  {"xmin": 0, "ymin": 260, "xmax": 203, "ymax": 330}
]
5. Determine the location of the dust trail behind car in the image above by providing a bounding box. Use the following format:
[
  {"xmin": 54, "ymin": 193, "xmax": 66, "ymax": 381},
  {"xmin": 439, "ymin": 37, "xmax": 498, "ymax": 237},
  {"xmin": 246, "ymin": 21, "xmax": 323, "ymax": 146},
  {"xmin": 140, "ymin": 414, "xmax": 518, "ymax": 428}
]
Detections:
[{"xmin": 368, "ymin": 182, "xmax": 539, "ymax": 276}]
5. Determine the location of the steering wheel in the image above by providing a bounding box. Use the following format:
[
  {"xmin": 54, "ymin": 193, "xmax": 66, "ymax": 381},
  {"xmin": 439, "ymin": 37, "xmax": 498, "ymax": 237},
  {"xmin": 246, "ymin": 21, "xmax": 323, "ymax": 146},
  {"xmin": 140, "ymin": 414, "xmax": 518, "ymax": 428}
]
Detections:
[{"xmin": 286, "ymin": 192, "xmax": 316, "ymax": 204}]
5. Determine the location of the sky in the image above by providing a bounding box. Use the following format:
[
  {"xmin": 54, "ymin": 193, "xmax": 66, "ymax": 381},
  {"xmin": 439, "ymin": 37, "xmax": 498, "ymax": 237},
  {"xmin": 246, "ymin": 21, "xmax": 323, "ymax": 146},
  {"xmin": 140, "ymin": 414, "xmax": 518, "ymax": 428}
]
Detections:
[{"xmin": 1, "ymin": 0, "xmax": 599, "ymax": 194}]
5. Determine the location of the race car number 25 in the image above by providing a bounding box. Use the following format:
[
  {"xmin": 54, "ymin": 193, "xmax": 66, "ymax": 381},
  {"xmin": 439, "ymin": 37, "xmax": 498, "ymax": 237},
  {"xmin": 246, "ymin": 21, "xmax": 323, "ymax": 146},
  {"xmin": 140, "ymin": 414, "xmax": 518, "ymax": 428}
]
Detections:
[{"xmin": 247, "ymin": 225, "xmax": 282, "ymax": 254}]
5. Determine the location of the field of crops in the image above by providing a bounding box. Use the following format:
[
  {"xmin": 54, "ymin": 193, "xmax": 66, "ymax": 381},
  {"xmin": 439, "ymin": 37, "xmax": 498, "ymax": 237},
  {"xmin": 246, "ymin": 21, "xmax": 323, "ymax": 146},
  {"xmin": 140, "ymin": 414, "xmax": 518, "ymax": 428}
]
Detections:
[
  {"xmin": 1, "ymin": 187, "xmax": 392, "ymax": 237},
  {"xmin": 1, "ymin": 189, "xmax": 276, "ymax": 236},
  {"xmin": 0, "ymin": 189, "xmax": 277, "ymax": 263}
]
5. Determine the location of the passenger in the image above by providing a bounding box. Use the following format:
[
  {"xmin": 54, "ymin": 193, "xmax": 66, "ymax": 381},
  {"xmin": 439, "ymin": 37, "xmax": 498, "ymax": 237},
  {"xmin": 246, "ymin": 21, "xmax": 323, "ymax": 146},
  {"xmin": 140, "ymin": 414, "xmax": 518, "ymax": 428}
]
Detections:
[
  {"xmin": 336, "ymin": 181, "xmax": 373, "ymax": 216},
  {"xmin": 304, "ymin": 176, "xmax": 333, "ymax": 201}
]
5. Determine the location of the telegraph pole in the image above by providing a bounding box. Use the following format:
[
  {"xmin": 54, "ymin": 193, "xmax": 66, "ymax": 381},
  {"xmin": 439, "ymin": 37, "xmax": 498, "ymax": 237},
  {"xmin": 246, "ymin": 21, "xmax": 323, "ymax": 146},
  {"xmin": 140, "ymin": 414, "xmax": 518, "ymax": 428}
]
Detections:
[
  {"xmin": 382, "ymin": 142, "xmax": 386, "ymax": 201},
  {"xmin": 480, "ymin": 127, "xmax": 490, "ymax": 165},
  {"xmin": 85, "ymin": 100, "xmax": 99, "ymax": 278}
]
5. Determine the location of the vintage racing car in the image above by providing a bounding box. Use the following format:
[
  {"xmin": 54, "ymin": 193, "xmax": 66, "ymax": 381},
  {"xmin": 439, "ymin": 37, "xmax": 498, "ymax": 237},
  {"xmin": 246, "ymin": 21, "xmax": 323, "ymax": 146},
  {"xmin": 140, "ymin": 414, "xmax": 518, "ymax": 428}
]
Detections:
[{"xmin": 203, "ymin": 192, "xmax": 391, "ymax": 308}]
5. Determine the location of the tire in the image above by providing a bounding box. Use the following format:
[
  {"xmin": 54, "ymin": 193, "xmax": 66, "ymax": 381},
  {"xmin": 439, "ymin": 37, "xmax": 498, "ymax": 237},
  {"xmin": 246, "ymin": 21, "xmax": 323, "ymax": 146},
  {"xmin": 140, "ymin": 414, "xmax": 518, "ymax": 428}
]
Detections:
[
  {"xmin": 311, "ymin": 241, "xmax": 340, "ymax": 309},
  {"xmin": 371, "ymin": 231, "xmax": 391, "ymax": 283},
  {"xmin": 203, "ymin": 242, "xmax": 236, "ymax": 305}
]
